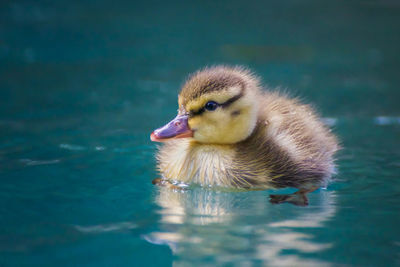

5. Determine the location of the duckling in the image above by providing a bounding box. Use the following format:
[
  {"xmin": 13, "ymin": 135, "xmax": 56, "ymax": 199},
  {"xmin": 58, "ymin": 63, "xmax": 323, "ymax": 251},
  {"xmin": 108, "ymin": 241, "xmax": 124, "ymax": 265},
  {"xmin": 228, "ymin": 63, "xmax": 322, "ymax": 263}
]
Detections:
[{"xmin": 150, "ymin": 66, "xmax": 339, "ymax": 205}]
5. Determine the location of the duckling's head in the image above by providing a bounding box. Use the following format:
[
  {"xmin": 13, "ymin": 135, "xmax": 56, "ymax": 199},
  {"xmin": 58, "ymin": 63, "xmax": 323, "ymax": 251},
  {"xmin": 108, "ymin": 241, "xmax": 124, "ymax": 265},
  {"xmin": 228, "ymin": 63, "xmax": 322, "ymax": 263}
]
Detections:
[{"xmin": 151, "ymin": 66, "xmax": 261, "ymax": 144}]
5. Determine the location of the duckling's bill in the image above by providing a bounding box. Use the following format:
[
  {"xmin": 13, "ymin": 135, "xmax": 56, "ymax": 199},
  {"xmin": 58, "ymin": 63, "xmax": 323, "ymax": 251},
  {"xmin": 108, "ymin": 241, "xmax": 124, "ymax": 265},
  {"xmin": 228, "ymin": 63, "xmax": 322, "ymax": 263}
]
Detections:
[{"xmin": 150, "ymin": 114, "xmax": 193, "ymax": 142}]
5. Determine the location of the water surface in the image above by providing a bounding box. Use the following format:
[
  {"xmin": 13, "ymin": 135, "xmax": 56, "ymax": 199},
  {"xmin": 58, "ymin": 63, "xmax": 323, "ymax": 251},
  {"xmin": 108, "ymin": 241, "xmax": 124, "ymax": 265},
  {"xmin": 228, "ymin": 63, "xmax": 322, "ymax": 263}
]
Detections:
[{"xmin": 0, "ymin": 0, "xmax": 399, "ymax": 266}]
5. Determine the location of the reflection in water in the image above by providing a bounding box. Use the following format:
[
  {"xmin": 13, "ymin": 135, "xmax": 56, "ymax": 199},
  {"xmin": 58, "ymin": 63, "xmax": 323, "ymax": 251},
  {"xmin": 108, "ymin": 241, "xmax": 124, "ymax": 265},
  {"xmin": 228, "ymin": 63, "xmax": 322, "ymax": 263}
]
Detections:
[{"xmin": 145, "ymin": 188, "xmax": 336, "ymax": 266}]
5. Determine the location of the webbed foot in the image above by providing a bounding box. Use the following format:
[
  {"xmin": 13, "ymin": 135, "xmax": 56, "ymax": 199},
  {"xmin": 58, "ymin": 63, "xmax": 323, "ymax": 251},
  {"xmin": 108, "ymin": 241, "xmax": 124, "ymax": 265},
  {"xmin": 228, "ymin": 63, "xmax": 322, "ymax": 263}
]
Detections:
[
  {"xmin": 269, "ymin": 192, "xmax": 309, "ymax": 206},
  {"xmin": 269, "ymin": 186, "xmax": 319, "ymax": 206},
  {"xmin": 152, "ymin": 178, "xmax": 186, "ymax": 191}
]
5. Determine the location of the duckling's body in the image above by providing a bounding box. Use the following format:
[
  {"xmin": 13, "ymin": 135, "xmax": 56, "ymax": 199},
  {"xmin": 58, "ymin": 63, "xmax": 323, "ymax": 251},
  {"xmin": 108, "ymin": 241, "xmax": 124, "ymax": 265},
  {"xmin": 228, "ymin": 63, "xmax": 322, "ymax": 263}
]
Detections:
[{"xmin": 151, "ymin": 66, "xmax": 338, "ymax": 204}]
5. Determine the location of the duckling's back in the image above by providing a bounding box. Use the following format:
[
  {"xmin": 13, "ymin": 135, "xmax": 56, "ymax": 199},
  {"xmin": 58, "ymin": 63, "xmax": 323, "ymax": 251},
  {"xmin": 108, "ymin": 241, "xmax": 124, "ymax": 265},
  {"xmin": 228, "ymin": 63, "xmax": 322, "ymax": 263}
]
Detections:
[{"xmin": 234, "ymin": 92, "xmax": 339, "ymax": 189}]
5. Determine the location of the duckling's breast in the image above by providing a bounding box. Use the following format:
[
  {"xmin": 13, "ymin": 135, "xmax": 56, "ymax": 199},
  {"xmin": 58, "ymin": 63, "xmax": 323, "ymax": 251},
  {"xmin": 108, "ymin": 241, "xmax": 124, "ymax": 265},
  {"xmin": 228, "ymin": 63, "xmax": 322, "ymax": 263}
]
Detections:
[{"xmin": 157, "ymin": 140, "xmax": 236, "ymax": 187}]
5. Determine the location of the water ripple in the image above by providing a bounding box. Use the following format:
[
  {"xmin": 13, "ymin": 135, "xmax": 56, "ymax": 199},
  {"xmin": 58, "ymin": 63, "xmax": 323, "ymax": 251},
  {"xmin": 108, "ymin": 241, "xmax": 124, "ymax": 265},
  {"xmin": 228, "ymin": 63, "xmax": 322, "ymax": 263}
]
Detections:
[
  {"xmin": 59, "ymin": 144, "xmax": 86, "ymax": 151},
  {"xmin": 19, "ymin": 158, "xmax": 60, "ymax": 166},
  {"xmin": 74, "ymin": 222, "xmax": 137, "ymax": 233},
  {"xmin": 374, "ymin": 116, "xmax": 400, "ymax": 125}
]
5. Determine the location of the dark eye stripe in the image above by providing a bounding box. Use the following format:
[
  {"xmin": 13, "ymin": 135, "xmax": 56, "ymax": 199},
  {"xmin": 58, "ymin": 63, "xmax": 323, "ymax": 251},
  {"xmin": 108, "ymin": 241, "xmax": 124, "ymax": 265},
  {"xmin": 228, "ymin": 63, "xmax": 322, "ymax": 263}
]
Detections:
[
  {"xmin": 189, "ymin": 90, "xmax": 244, "ymax": 117},
  {"xmin": 220, "ymin": 90, "xmax": 244, "ymax": 108}
]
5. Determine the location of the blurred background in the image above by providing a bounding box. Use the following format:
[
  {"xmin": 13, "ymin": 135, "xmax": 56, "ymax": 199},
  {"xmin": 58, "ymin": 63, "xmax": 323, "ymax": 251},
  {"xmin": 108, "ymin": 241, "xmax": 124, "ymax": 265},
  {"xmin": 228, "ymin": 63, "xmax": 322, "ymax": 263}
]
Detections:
[
  {"xmin": 0, "ymin": 0, "xmax": 399, "ymax": 266},
  {"xmin": 1, "ymin": 0, "xmax": 400, "ymax": 120}
]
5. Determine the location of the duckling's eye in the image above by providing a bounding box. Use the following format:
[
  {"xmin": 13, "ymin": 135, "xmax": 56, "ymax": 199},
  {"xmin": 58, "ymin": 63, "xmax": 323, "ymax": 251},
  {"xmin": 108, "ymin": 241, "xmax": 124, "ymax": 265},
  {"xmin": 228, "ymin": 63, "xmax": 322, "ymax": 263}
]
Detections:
[{"xmin": 204, "ymin": 101, "xmax": 218, "ymax": 111}]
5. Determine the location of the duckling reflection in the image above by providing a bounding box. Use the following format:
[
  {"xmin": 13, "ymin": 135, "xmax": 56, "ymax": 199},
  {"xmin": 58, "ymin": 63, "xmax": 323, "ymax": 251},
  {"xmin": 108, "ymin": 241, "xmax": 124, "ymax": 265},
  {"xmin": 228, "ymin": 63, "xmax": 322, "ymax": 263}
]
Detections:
[
  {"xmin": 145, "ymin": 188, "xmax": 337, "ymax": 266},
  {"xmin": 154, "ymin": 187, "xmax": 237, "ymax": 226}
]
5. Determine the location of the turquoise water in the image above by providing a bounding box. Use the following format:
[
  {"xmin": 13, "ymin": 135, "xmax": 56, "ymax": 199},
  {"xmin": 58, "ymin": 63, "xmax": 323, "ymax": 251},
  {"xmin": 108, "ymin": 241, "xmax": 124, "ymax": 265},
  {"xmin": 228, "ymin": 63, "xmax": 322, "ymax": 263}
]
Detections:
[{"xmin": 1, "ymin": 0, "xmax": 400, "ymax": 266}]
